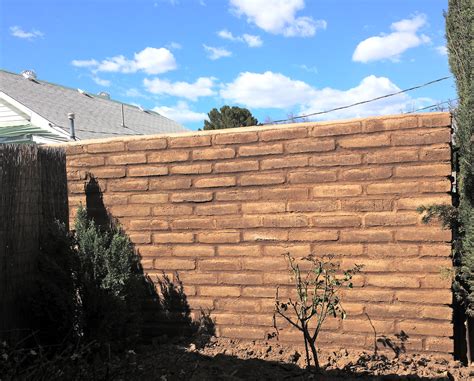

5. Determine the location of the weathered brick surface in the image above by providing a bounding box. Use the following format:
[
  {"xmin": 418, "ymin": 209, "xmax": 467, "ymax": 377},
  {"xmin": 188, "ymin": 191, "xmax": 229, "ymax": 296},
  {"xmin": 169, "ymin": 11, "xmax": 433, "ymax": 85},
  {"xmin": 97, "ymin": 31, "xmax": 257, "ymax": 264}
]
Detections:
[{"xmin": 60, "ymin": 112, "xmax": 453, "ymax": 355}]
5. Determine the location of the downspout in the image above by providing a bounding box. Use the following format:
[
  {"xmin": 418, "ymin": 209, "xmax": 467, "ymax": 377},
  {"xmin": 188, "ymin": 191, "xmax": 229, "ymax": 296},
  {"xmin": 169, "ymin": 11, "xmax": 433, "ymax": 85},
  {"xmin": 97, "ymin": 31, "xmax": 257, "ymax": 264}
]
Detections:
[{"xmin": 67, "ymin": 113, "xmax": 76, "ymax": 140}]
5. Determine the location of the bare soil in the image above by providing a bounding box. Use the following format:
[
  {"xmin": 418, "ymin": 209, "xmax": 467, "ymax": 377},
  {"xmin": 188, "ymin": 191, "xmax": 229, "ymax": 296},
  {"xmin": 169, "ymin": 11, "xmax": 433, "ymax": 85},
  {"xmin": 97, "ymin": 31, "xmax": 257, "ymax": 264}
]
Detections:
[{"xmin": 119, "ymin": 336, "xmax": 473, "ymax": 381}]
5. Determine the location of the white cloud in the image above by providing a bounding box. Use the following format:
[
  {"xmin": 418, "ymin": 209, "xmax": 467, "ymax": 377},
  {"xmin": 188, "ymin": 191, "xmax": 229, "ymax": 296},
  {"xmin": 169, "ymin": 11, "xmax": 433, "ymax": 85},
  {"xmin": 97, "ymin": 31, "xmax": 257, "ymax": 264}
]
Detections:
[
  {"xmin": 91, "ymin": 76, "xmax": 111, "ymax": 87},
  {"xmin": 435, "ymin": 45, "xmax": 447, "ymax": 55},
  {"xmin": 143, "ymin": 77, "xmax": 216, "ymax": 100},
  {"xmin": 218, "ymin": 29, "xmax": 263, "ymax": 47},
  {"xmin": 353, "ymin": 14, "xmax": 431, "ymax": 63},
  {"xmin": 167, "ymin": 41, "xmax": 182, "ymax": 50},
  {"xmin": 229, "ymin": 0, "xmax": 326, "ymax": 37},
  {"xmin": 153, "ymin": 101, "xmax": 208, "ymax": 123},
  {"xmin": 10, "ymin": 26, "xmax": 44, "ymax": 40},
  {"xmin": 72, "ymin": 47, "xmax": 176, "ymax": 75},
  {"xmin": 297, "ymin": 64, "xmax": 318, "ymax": 74},
  {"xmin": 203, "ymin": 44, "xmax": 232, "ymax": 60},
  {"xmin": 125, "ymin": 88, "xmax": 147, "ymax": 98},
  {"xmin": 220, "ymin": 71, "xmax": 431, "ymax": 120}
]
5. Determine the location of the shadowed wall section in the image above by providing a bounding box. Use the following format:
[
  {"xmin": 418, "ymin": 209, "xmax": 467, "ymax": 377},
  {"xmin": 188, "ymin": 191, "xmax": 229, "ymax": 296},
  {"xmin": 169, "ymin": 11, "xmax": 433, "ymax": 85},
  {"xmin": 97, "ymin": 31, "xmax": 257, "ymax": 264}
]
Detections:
[{"xmin": 59, "ymin": 112, "xmax": 453, "ymax": 356}]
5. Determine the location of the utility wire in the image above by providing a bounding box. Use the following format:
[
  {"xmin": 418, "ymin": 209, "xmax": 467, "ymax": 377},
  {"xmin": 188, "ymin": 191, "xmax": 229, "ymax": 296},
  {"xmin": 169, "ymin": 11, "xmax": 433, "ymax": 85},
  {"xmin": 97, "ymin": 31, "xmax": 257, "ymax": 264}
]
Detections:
[
  {"xmin": 405, "ymin": 98, "xmax": 459, "ymax": 113},
  {"xmin": 264, "ymin": 75, "xmax": 452, "ymax": 125}
]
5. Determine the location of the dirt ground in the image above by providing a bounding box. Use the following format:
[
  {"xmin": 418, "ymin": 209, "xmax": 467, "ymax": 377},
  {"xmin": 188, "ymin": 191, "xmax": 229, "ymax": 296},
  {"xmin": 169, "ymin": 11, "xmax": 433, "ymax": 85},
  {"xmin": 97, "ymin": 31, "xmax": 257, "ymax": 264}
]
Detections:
[{"xmin": 117, "ymin": 336, "xmax": 474, "ymax": 381}]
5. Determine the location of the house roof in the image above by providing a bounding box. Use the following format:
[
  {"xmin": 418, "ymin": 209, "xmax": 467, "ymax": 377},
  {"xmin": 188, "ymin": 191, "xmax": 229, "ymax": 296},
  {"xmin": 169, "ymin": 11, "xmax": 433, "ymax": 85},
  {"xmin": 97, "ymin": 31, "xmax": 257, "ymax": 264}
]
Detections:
[{"xmin": 0, "ymin": 70, "xmax": 187, "ymax": 140}]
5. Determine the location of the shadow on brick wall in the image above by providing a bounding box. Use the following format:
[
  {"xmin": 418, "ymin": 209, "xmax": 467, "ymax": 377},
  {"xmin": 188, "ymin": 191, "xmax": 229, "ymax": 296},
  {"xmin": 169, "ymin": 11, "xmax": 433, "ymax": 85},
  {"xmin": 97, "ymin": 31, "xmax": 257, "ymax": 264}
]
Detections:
[{"xmin": 83, "ymin": 174, "xmax": 215, "ymax": 343}]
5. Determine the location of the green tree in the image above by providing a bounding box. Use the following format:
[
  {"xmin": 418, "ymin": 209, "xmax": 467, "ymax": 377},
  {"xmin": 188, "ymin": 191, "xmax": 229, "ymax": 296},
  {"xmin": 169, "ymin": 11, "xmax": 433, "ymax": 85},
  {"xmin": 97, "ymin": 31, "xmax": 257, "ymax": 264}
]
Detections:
[
  {"xmin": 446, "ymin": 0, "xmax": 473, "ymax": 363},
  {"xmin": 203, "ymin": 105, "xmax": 258, "ymax": 130}
]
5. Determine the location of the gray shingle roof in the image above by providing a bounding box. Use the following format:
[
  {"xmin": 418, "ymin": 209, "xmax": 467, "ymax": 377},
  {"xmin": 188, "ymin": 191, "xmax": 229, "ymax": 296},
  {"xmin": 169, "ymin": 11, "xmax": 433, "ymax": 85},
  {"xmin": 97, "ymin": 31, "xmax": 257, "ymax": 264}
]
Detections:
[{"xmin": 0, "ymin": 70, "xmax": 187, "ymax": 140}]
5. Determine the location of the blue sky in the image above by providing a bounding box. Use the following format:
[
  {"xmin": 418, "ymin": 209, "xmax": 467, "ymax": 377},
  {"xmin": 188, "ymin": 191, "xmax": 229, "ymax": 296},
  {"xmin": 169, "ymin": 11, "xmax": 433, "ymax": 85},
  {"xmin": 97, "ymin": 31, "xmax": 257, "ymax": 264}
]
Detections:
[{"xmin": 1, "ymin": 0, "xmax": 455, "ymax": 130}]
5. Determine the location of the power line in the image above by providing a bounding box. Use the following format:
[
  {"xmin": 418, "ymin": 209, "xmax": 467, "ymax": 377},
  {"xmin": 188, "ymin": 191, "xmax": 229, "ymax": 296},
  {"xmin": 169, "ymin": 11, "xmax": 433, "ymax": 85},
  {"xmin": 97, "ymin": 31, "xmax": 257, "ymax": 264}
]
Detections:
[
  {"xmin": 405, "ymin": 98, "xmax": 459, "ymax": 113},
  {"xmin": 264, "ymin": 75, "xmax": 452, "ymax": 125}
]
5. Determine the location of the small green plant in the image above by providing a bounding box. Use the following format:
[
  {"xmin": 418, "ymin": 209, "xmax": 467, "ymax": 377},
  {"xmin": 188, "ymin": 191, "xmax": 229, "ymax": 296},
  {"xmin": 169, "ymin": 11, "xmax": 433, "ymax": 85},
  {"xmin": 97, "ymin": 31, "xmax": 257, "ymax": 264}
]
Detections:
[{"xmin": 274, "ymin": 253, "xmax": 362, "ymax": 371}]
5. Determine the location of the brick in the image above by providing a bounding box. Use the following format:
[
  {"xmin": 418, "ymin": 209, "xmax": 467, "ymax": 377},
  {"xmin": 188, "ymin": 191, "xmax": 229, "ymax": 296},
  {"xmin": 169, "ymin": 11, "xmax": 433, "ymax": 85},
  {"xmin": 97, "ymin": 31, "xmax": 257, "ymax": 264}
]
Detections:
[
  {"xmin": 288, "ymin": 170, "xmax": 337, "ymax": 184},
  {"xmin": 263, "ymin": 215, "xmax": 308, "ymax": 228},
  {"xmin": 340, "ymin": 230, "xmax": 392, "ymax": 242},
  {"xmin": 317, "ymin": 244, "xmax": 364, "ymax": 256},
  {"xmin": 200, "ymin": 286, "xmax": 241, "ymax": 297},
  {"xmin": 214, "ymin": 131, "xmax": 258, "ymax": 145},
  {"xmin": 171, "ymin": 192, "xmax": 213, "ymax": 203},
  {"xmin": 260, "ymin": 127, "xmax": 308, "ymax": 141},
  {"xmin": 395, "ymin": 289, "xmax": 452, "ymax": 304},
  {"xmin": 242, "ymin": 287, "xmax": 280, "ymax": 298},
  {"xmin": 420, "ymin": 274, "xmax": 452, "ymax": 289},
  {"xmin": 313, "ymin": 184, "xmax": 362, "ymax": 198},
  {"xmin": 419, "ymin": 145, "xmax": 451, "ymax": 162},
  {"xmin": 172, "ymin": 218, "xmax": 214, "ymax": 230},
  {"xmin": 243, "ymin": 230, "xmax": 288, "ymax": 241},
  {"xmin": 419, "ymin": 179, "xmax": 451, "ymax": 193},
  {"xmin": 418, "ymin": 113, "xmax": 451, "ymax": 127},
  {"xmin": 87, "ymin": 167, "xmax": 126, "ymax": 179},
  {"xmin": 341, "ymin": 199, "xmax": 392, "ymax": 212},
  {"xmin": 169, "ymin": 135, "xmax": 210, "ymax": 148},
  {"xmin": 312, "ymin": 121, "xmax": 362, "ymax": 137},
  {"xmin": 150, "ymin": 177, "xmax": 191, "ymax": 190},
  {"xmin": 140, "ymin": 258, "xmax": 154, "ymax": 270},
  {"xmin": 397, "ymin": 320, "xmax": 452, "ymax": 336},
  {"xmin": 136, "ymin": 245, "xmax": 171, "ymax": 257},
  {"xmin": 396, "ymin": 196, "xmax": 451, "ymax": 210},
  {"xmin": 238, "ymin": 143, "xmax": 283, "ymax": 156},
  {"xmin": 240, "ymin": 173, "xmax": 286, "ymax": 186},
  {"xmin": 338, "ymin": 133, "xmax": 390, "ymax": 148},
  {"xmin": 341, "ymin": 167, "xmax": 392, "ymax": 181},
  {"xmin": 241, "ymin": 314, "xmax": 274, "ymax": 326},
  {"xmin": 261, "ymin": 187, "xmax": 309, "ymax": 201},
  {"xmin": 220, "ymin": 326, "xmax": 265, "ymax": 339},
  {"xmin": 263, "ymin": 272, "xmax": 293, "ymax": 285},
  {"xmin": 148, "ymin": 150, "xmax": 189, "ymax": 163},
  {"xmin": 153, "ymin": 204, "xmax": 192, "ymax": 216},
  {"xmin": 218, "ymin": 245, "xmax": 261, "ymax": 256},
  {"xmin": 107, "ymin": 153, "xmax": 147, "ymax": 165},
  {"xmin": 170, "ymin": 163, "xmax": 212, "ymax": 175},
  {"xmin": 128, "ymin": 165, "xmax": 168, "ymax": 177},
  {"xmin": 197, "ymin": 231, "xmax": 240, "ymax": 243},
  {"xmin": 68, "ymin": 155, "xmax": 105, "ymax": 167},
  {"xmin": 187, "ymin": 297, "xmax": 215, "ymax": 309},
  {"xmin": 286, "ymin": 139, "xmax": 335, "ymax": 153},
  {"xmin": 366, "ymin": 149, "xmax": 418, "ymax": 164},
  {"xmin": 215, "ymin": 189, "xmax": 259, "ymax": 201},
  {"xmin": 263, "ymin": 244, "xmax": 311, "ymax": 257},
  {"xmin": 392, "ymin": 129, "xmax": 451, "ymax": 146},
  {"xmin": 215, "ymin": 160, "xmax": 259, "ymax": 173},
  {"xmin": 396, "ymin": 227, "xmax": 451, "ymax": 242},
  {"xmin": 87, "ymin": 141, "xmax": 124, "ymax": 153},
  {"xmin": 242, "ymin": 201, "xmax": 286, "ymax": 214},
  {"xmin": 313, "ymin": 215, "xmax": 361, "ymax": 228},
  {"xmin": 108, "ymin": 179, "xmax": 148, "ymax": 191},
  {"xmin": 215, "ymin": 216, "xmax": 262, "ymax": 229},
  {"xmin": 424, "ymin": 337, "xmax": 454, "ymax": 353},
  {"xmin": 395, "ymin": 163, "xmax": 451, "ymax": 178},
  {"xmin": 288, "ymin": 229, "xmax": 338, "ymax": 242},
  {"xmin": 64, "ymin": 145, "xmax": 85, "ymax": 155},
  {"xmin": 260, "ymin": 156, "xmax": 308, "ymax": 170},
  {"xmin": 366, "ymin": 275, "xmax": 419, "ymax": 288},
  {"xmin": 155, "ymin": 258, "xmax": 196, "ymax": 270},
  {"xmin": 287, "ymin": 200, "xmax": 338, "ymax": 212},
  {"xmin": 127, "ymin": 138, "xmax": 167, "ymax": 151},
  {"xmin": 342, "ymin": 319, "xmax": 394, "ymax": 334},
  {"xmin": 153, "ymin": 233, "xmax": 194, "ymax": 243},
  {"xmin": 199, "ymin": 258, "xmax": 241, "ymax": 270},
  {"xmin": 179, "ymin": 272, "xmax": 218, "ymax": 284},
  {"xmin": 217, "ymin": 299, "xmax": 260, "ymax": 313},
  {"xmin": 219, "ymin": 273, "xmax": 263, "ymax": 284},
  {"xmin": 364, "ymin": 212, "xmax": 418, "ymax": 226},
  {"xmin": 129, "ymin": 233, "xmax": 151, "ymax": 244},
  {"xmin": 129, "ymin": 219, "xmax": 168, "ymax": 230},
  {"xmin": 194, "ymin": 176, "xmax": 236, "ymax": 188},
  {"xmin": 212, "ymin": 313, "xmax": 241, "ymax": 325},
  {"xmin": 394, "ymin": 258, "xmax": 452, "ymax": 273},
  {"xmin": 172, "ymin": 245, "xmax": 215, "ymax": 256},
  {"xmin": 192, "ymin": 147, "xmax": 235, "ymax": 160},
  {"xmin": 195, "ymin": 204, "xmax": 240, "ymax": 215},
  {"xmin": 129, "ymin": 193, "xmax": 168, "ymax": 204},
  {"xmin": 242, "ymin": 257, "xmax": 287, "ymax": 271},
  {"xmin": 419, "ymin": 244, "xmax": 451, "ymax": 257},
  {"xmin": 310, "ymin": 153, "xmax": 362, "ymax": 167},
  {"xmin": 367, "ymin": 244, "xmax": 419, "ymax": 257},
  {"xmin": 364, "ymin": 116, "xmax": 418, "ymax": 132},
  {"xmin": 367, "ymin": 182, "xmax": 418, "ymax": 195},
  {"xmin": 343, "ymin": 289, "xmax": 394, "ymax": 302}
]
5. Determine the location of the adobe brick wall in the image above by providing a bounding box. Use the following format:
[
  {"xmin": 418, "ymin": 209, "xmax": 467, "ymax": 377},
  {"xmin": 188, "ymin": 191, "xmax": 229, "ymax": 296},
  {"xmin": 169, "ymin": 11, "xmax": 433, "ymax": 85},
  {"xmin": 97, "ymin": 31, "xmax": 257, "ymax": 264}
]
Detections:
[{"xmin": 58, "ymin": 112, "xmax": 453, "ymax": 356}]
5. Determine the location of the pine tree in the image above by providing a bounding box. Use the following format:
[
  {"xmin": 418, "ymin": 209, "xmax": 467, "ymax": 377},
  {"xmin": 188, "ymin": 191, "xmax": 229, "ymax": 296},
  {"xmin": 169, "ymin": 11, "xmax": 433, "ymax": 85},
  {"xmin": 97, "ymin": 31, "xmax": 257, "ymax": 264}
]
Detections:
[{"xmin": 203, "ymin": 105, "xmax": 258, "ymax": 130}]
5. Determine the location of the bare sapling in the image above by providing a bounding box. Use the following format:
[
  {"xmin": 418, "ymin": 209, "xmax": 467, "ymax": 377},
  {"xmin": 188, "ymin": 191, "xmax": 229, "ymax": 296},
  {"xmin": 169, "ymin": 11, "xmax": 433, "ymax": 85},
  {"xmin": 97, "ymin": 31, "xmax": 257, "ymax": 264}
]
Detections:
[{"xmin": 274, "ymin": 253, "xmax": 362, "ymax": 371}]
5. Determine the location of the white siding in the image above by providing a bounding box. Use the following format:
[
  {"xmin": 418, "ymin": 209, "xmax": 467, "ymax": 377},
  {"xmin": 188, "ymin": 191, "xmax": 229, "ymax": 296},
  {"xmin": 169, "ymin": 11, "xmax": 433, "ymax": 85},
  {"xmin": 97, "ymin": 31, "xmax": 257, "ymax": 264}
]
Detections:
[{"xmin": 0, "ymin": 99, "xmax": 30, "ymax": 127}]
